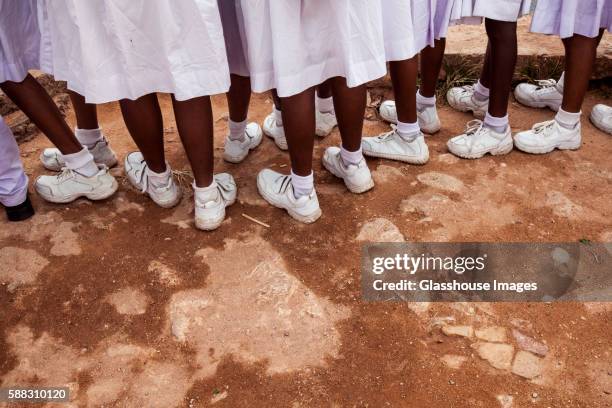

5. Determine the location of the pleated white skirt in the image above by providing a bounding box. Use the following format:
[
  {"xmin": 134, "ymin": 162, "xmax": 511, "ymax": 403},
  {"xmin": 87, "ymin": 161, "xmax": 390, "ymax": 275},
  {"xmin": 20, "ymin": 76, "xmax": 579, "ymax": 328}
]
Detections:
[
  {"xmin": 531, "ymin": 0, "xmax": 611, "ymax": 39},
  {"xmin": 43, "ymin": 0, "xmax": 230, "ymax": 103},
  {"xmin": 238, "ymin": 0, "xmax": 387, "ymax": 98}
]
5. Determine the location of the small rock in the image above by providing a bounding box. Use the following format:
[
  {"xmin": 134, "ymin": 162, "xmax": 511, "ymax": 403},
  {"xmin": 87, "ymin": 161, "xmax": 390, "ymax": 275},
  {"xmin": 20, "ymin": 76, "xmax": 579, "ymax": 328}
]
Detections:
[
  {"xmin": 442, "ymin": 325, "xmax": 473, "ymax": 338},
  {"xmin": 512, "ymin": 329, "xmax": 549, "ymax": 357},
  {"xmin": 475, "ymin": 326, "xmax": 507, "ymax": 343},
  {"xmin": 473, "ymin": 342, "xmax": 514, "ymax": 370},
  {"xmin": 512, "ymin": 351, "xmax": 544, "ymax": 379}
]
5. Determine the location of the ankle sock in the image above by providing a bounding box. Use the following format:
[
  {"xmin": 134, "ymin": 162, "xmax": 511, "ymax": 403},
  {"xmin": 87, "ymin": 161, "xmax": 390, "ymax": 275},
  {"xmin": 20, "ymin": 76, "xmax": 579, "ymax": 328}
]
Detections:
[
  {"xmin": 290, "ymin": 170, "xmax": 313, "ymax": 199},
  {"xmin": 556, "ymin": 72, "xmax": 565, "ymax": 93},
  {"xmin": 396, "ymin": 120, "xmax": 421, "ymax": 140},
  {"xmin": 146, "ymin": 165, "xmax": 171, "ymax": 187},
  {"xmin": 484, "ymin": 112, "xmax": 509, "ymax": 134},
  {"xmin": 316, "ymin": 95, "xmax": 334, "ymax": 113},
  {"xmin": 555, "ymin": 107, "xmax": 580, "ymax": 129},
  {"xmin": 474, "ymin": 80, "xmax": 490, "ymax": 101},
  {"xmin": 274, "ymin": 107, "xmax": 283, "ymax": 126},
  {"xmin": 62, "ymin": 147, "xmax": 99, "ymax": 177},
  {"xmin": 416, "ymin": 90, "xmax": 436, "ymax": 108},
  {"xmin": 340, "ymin": 145, "xmax": 363, "ymax": 165},
  {"xmin": 75, "ymin": 127, "xmax": 103, "ymax": 149},
  {"xmin": 228, "ymin": 119, "xmax": 247, "ymax": 141}
]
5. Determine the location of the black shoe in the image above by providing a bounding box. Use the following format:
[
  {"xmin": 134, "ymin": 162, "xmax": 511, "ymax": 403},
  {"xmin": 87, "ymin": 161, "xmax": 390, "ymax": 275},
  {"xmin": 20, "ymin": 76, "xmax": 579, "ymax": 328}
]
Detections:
[{"xmin": 5, "ymin": 195, "xmax": 35, "ymax": 222}]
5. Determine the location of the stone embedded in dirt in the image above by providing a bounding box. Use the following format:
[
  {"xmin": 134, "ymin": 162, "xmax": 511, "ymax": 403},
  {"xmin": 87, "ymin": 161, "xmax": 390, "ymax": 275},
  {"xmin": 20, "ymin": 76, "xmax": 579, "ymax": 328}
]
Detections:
[
  {"xmin": 475, "ymin": 326, "xmax": 507, "ymax": 343},
  {"xmin": 496, "ymin": 394, "xmax": 514, "ymax": 408},
  {"xmin": 441, "ymin": 325, "xmax": 473, "ymax": 338},
  {"xmin": 106, "ymin": 287, "xmax": 150, "ymax": 315},
  {"xmin": 371, "ymin": 164, "xmax": 404, "ymax": 184},
  {"xmin": 356, "ymin": 218, "xmax": 404, "ymax": 242},
  {"xmin": 148, "ymin": 260, "xmax": 181, "ymax": 287},
  {"xmin": 416, "ymin": 172, "xmax": 464, "ymax": 192},
  {"xmin": 440, "ymin": 354, "xmax": 468, "ymax": 370},
  {"xmin": 168, "ymin": 236, "xmax": 351, "ymax": 377},
  {"xmin": 0, "ymin": 247, "xmax": 49, "ymax": 290},
  {"xmin": 512, "ymin": 329, "xmax": 548, "ymax": 357},
  {"xmin": 512, "ymin": 351, "xmax": 544, "ymax": 379},
  {"xmin": 473, "ymin": 342, "xmax": 514, "ymax": 371}
]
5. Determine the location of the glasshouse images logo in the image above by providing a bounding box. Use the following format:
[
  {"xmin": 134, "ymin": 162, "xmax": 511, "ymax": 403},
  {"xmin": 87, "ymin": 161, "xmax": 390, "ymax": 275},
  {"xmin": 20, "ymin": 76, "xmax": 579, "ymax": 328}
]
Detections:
[{"xmin": 372, "ymin": 253, "xmax": 487, "ymax": 275}]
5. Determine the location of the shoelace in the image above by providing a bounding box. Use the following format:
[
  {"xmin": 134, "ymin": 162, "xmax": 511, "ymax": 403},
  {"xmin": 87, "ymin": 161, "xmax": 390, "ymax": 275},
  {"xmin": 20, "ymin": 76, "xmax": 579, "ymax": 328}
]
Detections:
[
  {"xmin": 535, "ymin": 79, "xmax": 557, "ymax": 89},
  {"xmin": 532, "ymin": 120, "xmax": 555, "ymax": 134}
]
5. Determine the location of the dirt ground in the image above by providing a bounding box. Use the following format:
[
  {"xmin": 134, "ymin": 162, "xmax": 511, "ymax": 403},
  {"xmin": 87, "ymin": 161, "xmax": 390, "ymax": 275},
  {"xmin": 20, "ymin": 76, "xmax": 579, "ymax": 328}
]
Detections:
[{"xmin": 1, "ymin": 84, "xmax": 611, "ymax": 408}]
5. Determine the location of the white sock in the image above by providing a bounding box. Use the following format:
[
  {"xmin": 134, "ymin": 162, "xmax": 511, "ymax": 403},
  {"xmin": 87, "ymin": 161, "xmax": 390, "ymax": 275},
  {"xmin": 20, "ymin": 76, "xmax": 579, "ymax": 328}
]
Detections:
[
  {"xmin": 317, "ymin": 95, "xmax": 334, "ymax": 113},
  {"xmin": 484, "ymin": 112, "xmax": 509, "ymax": 133},
  {"xmin": 274, "ymin": 107, "xmax": 283, "ymax": 126},
  {"xmin": 396, "ymin": 120, "xmax": 420, "ymax": 141},
  {"xmin": 228, "ymin": 119, "xmax": 247, "ymax": 141},
  {"xmin": 146, "ymin": 165, "xmax": 171, "ymax": 187},
  {"xmin": 416, "ymin": 89, "xmax": 436, "ymax": 108},
  {"xmin": 340, "ymin": 145, "xmax": 363, "ymax": 165},
  {"xmin": 555, "ymin": 107, "xmax": 580, "ymax": 129},
  {"xmin": 62, "ymin": 147, "xmax": 99, "ymax": 177},
  {"xmin": 474, "ymin": 80, "xmax": 490, "ymax": 101},
  {"xmin": 290, "ymin": 170, "xmax": 313, "ymax": 199},
  {"xmin": 75, "ymin": 127, "xmax": 103, "ymax": 149},
  {"xmin": 556, "ymin": 72, "xmax": 565, "ymax": 93}
]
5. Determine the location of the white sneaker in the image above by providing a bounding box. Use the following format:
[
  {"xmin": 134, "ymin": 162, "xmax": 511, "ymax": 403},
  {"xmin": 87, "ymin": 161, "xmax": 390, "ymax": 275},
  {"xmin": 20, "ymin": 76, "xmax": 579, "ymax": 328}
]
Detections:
[
  {"xmin": 378, "ymin": 100, "xmax": 441, "ymax": 134},
  {"xmin": 124, "ymin": 151, "xmax": 181, "ymax": 208},
  {"xmin": 256, "ymin": 169, "xmax": 321, "ymax": 224},
  {"xmin": 263, "ymin": 112, "xmax": 288, "ymax": 150},
  {"xmin": 514, "ymin": 79, "xmax": 563, "ymax": 111},
  {"xmin": 447, "ymin": 120, "xmax": 514, "ymax": 159},
  {"xmin": 362, "ymin": 128, "xmax": 429, "ymax": 164},
  {"xmin": 514, "ymin": 120, "xmax": 581, "ymax": 154},
  {"xmin": 446, "ymin": 85, "xmax": 488, "ymax": 119},
  {"xmin": 35, "ymin": 165, "xmax": 118, "ymax": 203},
  {"xmin": 40, "ymin": 138, "xmax": 118, "ymax": 172},
  {"xmin": 322, "ymin": 146, "xmax": 374, "ymax": 193},
  {"xmin": 590, "ymin": 104, "xmax": 612, "ymax": 135},
  {"xmin": 194, "ymin": 173, "xmax": 237, "ymax": 231},
  {"xmin": 223, "ymin": 122, "xmax": 263, "ymax": 163},
  {"xmin": 315, "ymin": 110, "xmax": 338, "ymax": 137}
]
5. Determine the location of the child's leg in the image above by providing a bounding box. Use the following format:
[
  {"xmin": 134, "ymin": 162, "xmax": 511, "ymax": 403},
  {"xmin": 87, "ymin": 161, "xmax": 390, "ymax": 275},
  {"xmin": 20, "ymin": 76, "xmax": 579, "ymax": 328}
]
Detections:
[
  {"xmin": 119, "ymin": 93, "xmax": 166, "ymax": 173},
  {"xmin": 329, "ymin": 77, "xmax": 366, "ymax": 152},
  {"xmin": 560, "ymin": 30, "xmax": 604, "ymax": 113},
  {"xmin": 419, "ymin": 39, "xmax": 446, "ymax": 98},
  {"xmin": 280, "ymin": 87, "xmax": 316, "ymax": 178},
  {"xmin": 170, "ymin": 95, "xmax": 214, "ymax": 188},
  {"xmin": 483, "ymin": 19, "xmax": 517, "ymax": 119},
  {"xmin": 0, "ymin": 74, "xmax": 81, "ymax": 155}
]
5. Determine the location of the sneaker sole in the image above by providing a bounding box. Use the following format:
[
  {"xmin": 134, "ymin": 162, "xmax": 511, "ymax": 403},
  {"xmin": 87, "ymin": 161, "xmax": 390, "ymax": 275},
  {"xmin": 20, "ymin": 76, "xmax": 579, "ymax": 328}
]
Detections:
[
  {"xmin": 362, "ymin": 150, "xmax": 429, "ymax": 165},
  {"xmin": 256, "ymin": 178, "xmax": 321, "ymax": 224},
  {"xmin": 514, "ymin": 139, "xmax": 581, "ymax": 155},
  {"xmin": 36, "ymin": 178, "xmax": 119, "ymax": 204},
  {"xmin": 448, "ymin": 140, "xmax": 514, "ymax": 159},
  {"xmin": 322, "ymin": 159, "xmax": 374, "ymax": 194},
  {"xmin": 223, "ymin": 131, "xmax": 264, "ymax": 163}
]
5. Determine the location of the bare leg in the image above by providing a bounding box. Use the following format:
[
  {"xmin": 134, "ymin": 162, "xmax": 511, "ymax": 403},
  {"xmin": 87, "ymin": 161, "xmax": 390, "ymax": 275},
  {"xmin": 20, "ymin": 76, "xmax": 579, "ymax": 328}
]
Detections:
[
  {"xmin": 119, "ymin": 93, "xmax": 166, "ymax": 173},
  {"xmin": 226, "ymin": 74, "xmax": 251, "ymax": 122},
  {"xmin": 560, "ymin": 30, "xmax": 604, "ymax": 113},
  {"xmin": 483, "ymin": 19, "xmax": 518, "ymax": 117},
  {"xmin": 279, "ymin": 87, "xmax": 316, "ymax": 176},
  {"xmin": 329, "ymin": 77, "xmax": 366, "ymax": 151},
  {"xmin": 68, "ymin": 90, "xmax": 99, "ymax": 130},
  {"xmin": 389, "ymin": 56, "xmax": 419, "ymax": 123},
  {"xmin": 1, "ymin": 74, "xmax": 81, "ymax": 154},
  {"xmin": 171, "ymin": 95, "xmax": 214, "ymax": 187},
  {"xmin": 420, "ymin": 39, "xmax": 446, "ymax": 98}
]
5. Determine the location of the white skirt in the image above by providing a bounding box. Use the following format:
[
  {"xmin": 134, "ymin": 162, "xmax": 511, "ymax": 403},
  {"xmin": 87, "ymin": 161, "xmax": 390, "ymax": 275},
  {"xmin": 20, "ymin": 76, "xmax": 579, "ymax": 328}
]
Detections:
[
  {"xmin": 531, "ymin": 0, "xmax": 612, "ymax": 39},
  {"xmin": 382, "ymin": 0, "xmax": 435, "ymax": 61},
  {"xmin": 44, "ymin": 0, "xmax": 230, "ymax": 103},
  {"xmin": 0, "ymin": 0, "xmax": 40, "ymax": 83},
  {"xmin": 238, "ymin": 0, "xmax": 387, "ymax": 98},
  {"xmin": 218, "ymin": 0, "xmax": 249, "ymax": 77}
]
